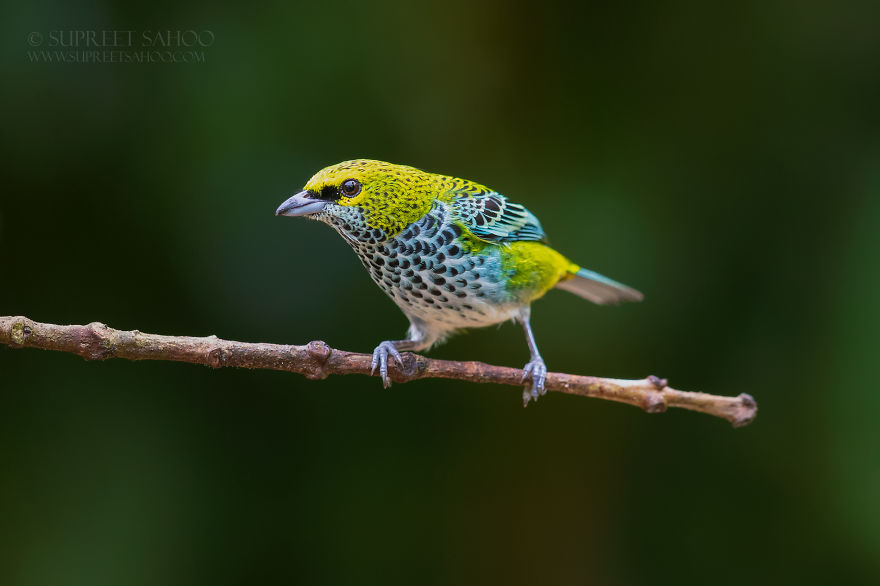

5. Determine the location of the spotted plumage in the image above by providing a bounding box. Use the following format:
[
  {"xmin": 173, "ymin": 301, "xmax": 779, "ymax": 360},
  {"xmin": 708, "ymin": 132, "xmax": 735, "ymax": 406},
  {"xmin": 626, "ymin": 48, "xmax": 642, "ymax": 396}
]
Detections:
[{"xmin": 276, "ymin": 160, "xmax": 642, "ymax": 404}]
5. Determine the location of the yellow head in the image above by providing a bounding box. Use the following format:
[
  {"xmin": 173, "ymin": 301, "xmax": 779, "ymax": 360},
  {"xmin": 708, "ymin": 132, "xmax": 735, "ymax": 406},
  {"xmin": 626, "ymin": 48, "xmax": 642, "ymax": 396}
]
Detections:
[{"xmin": 276, "ymin": 159, "xmax": 441, "ymax": 238}]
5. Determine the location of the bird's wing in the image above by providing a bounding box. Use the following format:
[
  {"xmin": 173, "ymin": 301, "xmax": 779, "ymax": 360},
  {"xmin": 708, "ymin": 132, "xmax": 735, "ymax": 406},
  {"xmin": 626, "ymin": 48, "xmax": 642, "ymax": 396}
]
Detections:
[{"xmin": 450, "ymin": 191, "xmax": 547, "ymax": 243}]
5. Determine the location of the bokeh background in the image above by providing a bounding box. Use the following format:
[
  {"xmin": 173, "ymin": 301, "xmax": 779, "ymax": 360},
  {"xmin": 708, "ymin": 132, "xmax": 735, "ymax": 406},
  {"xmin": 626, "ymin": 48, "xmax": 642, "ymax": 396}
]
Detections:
[{"xmin": 2, "ymin": 1, "xmax": 879, "ymax": 584}]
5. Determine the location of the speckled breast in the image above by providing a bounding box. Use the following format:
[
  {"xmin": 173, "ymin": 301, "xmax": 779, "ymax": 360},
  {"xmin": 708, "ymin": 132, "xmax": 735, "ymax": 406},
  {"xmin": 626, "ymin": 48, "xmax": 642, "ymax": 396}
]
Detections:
[{"xmin": 339, "ymin": 203, "xmax": 520, "ymax": 331}]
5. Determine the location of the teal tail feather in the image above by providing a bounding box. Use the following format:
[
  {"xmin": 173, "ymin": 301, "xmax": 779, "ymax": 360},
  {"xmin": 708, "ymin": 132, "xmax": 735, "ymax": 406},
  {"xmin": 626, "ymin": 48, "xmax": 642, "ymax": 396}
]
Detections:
[{"xmin": 555, "ymin": 268, "xmax": 643, "ymax": 305}]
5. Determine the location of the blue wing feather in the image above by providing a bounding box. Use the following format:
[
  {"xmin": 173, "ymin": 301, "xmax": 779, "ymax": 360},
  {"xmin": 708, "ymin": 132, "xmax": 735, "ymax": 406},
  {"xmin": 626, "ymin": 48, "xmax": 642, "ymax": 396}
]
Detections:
[{"xmin": 450, "ymin": 191, "xmax": 547, "ymax": 243}]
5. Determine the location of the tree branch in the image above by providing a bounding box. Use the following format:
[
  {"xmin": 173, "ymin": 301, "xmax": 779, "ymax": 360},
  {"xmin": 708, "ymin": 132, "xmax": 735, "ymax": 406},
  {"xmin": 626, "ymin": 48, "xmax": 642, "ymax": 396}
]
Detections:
[{"xmin": 0, "ymin": 316, "xmax": 756, "ymax": 427}]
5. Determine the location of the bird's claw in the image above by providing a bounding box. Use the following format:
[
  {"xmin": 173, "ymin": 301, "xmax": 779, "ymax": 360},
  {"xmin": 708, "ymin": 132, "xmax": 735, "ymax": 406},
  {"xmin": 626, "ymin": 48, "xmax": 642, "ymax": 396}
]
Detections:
[
  {"xmin": 521, "ymin": 358, "xmax": 547, "ymax": 406},
  {"xmin": 370, "ymin": 341, "xmax": 404, "ymax": 388}
]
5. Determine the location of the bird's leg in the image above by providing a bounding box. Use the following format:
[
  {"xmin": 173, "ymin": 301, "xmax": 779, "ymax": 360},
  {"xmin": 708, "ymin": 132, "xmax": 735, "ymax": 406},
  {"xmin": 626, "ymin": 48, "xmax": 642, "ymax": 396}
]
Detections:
[
  {"xmin": 519, "ymin": 307, "xmax": 548, "ymax": 406},
  {"xmin": 370, "ymin": 321, "xmax": 433, "ymax": 389}
]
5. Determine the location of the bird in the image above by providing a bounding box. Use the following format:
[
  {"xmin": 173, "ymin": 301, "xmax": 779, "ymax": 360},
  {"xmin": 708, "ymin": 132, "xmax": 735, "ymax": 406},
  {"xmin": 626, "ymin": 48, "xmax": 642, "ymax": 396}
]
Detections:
[{"xmin": 276, "ymin": 159, "xmax": 642, "ymax": 405}]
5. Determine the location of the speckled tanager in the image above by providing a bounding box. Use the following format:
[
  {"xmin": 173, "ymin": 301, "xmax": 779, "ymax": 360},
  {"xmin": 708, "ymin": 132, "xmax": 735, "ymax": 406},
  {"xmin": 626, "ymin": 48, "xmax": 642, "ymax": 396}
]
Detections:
[{"xmin": 276, "ymin": 160, "xmax": 642, "ymax": 404}]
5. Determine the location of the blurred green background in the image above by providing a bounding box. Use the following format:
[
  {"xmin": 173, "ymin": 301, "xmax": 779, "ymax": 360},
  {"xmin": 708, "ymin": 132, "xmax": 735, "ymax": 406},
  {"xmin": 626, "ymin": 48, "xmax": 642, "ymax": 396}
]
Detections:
[{"xmin": 2, "ymin": 1, "xmax": 879, "ymax": 584}]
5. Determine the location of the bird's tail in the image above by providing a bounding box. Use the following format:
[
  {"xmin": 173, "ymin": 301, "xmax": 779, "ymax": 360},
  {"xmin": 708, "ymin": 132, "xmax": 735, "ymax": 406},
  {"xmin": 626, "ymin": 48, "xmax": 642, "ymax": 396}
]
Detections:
[{"xmin": 555, "ymin": 266, "xmax": 643, "ymax": 305}]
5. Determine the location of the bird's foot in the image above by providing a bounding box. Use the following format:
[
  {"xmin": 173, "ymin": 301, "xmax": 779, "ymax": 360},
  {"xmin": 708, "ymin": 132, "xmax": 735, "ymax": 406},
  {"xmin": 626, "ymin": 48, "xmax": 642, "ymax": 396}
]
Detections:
[
  {"xmin": 370, "ymin": 341, "xmax": 403, "ymax": 388},
  {"xmin": 521, "ymin": 358, "xmax": 547, "ymax": 406}
]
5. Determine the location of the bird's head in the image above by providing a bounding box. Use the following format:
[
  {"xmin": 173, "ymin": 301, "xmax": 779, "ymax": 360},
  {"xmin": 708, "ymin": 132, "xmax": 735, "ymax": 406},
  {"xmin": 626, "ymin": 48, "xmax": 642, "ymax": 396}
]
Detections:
[{"xmin": 276, "ymin": 159, "xmax": 437, "ymax": 241}]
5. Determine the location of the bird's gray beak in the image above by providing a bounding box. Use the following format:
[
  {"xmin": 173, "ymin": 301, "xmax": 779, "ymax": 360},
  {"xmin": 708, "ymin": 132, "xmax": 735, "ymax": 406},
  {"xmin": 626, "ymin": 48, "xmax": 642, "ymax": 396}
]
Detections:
[{"xmin": 275, "ymin": 190, "xmax": 327, "ymax": 217}]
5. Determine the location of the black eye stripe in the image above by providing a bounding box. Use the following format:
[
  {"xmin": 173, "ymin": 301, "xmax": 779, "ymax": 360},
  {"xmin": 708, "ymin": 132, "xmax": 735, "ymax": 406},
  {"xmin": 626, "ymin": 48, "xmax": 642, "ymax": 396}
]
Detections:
[
  {"xmin": 320, "ymin": 185, "xmax": 339, "ymax": 200},
  {"xmin": 308, "ymin": 179, "xmax": 360, "ymax": 202}
]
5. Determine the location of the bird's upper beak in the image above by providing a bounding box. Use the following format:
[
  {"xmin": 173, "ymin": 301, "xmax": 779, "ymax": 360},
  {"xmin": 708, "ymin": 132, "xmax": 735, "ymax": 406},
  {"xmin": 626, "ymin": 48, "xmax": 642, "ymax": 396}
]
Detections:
[{"xmin": 275, "ymin": 190, "xmax": 327, "ymax": 217}]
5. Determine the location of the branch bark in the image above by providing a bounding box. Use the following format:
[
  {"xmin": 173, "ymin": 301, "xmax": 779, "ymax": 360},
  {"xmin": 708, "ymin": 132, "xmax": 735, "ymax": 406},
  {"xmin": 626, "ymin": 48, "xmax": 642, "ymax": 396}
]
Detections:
[{"xmin": 0, "ymin": 316, "xmax": 756, "ymax": 427}]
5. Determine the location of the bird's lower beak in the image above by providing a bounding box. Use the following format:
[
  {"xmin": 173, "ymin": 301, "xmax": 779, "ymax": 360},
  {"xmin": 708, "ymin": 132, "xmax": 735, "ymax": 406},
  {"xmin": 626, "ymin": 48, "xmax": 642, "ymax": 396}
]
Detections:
[{"xmin": 275, "ymin": 190, "xmax": 327, "ymax": 217}]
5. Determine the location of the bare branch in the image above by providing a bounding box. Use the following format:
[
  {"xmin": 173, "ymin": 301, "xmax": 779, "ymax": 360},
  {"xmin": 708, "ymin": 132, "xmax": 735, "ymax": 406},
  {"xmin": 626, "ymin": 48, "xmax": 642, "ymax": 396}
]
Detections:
[{"xmin": 0, "ymin": 316, "xmax": 756, "ymax": 427}]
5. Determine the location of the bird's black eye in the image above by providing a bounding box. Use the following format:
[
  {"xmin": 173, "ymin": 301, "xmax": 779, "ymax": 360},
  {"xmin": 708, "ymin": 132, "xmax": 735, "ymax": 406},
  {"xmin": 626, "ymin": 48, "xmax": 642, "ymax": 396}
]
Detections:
[{"xmin": 340, "ymin": 179, "xmax": 361, "ymax": 197}]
